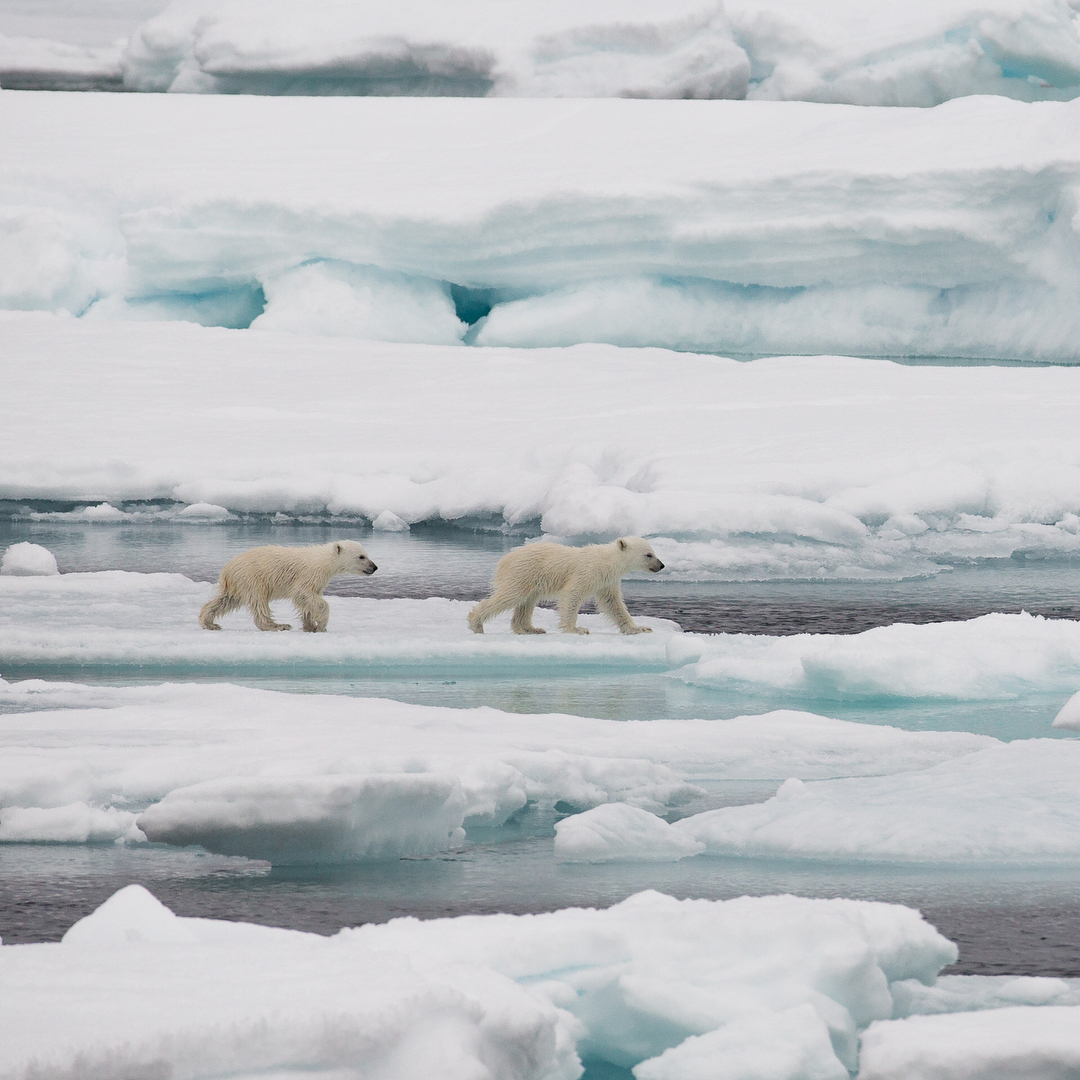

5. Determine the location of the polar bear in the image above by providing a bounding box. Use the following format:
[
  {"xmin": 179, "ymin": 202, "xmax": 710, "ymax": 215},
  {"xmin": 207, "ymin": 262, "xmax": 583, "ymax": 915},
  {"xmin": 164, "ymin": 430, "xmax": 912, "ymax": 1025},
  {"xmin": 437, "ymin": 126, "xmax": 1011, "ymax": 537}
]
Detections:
[
  {"xmin": 468, "ymin": 536, "xmax": 663, "ymax": 636},
  {"xmin": 199, "ymin": 540, "xmax": 377, "ymax": 632}
]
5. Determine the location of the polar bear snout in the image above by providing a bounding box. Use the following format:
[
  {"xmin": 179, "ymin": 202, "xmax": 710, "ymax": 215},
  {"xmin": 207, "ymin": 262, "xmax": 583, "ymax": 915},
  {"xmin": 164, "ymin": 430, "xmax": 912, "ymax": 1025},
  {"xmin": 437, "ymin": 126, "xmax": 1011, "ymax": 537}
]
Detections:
[
  {"xmin": 647, "ymin": 555, "xmax": 664, "ymax": 572},
  {"xmin": 363, "ymin": 561, "xmax": 378, "ymax": 574}
]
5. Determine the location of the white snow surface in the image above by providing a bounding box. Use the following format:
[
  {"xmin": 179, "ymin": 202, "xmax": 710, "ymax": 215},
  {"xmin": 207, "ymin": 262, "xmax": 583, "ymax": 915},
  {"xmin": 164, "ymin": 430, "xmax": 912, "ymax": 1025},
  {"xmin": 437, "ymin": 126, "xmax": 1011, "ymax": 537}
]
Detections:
[
  {"xmin": 0, "ymin": 675, "xmax": 992, "ymax": 859},
  {"xmin": 890, "ymin": 974, "xmax": 1080, "ymax": 1017},
  {"xmin": 858, "ymin": 1006, "xmax": 1080, "ymax": 1079},
  {"xmin": 10, "ymin": 0, "xmax": 1074, "ymax": 104},
  {"xmin": 7, "ymin": 319, "xmax": 1080, "ymax": 576},
  {"xmin": 3, "ymin": 92, "xmax": 1080, "ymax": 359},
  {"xmin": 0, "ymin": 542, "xmax": 58, "ymax": 577},
  {"xmin": 0, "ymin": 885, "xmax": 958, "ymax": 1080},
  {"xmin": 667, "ymin": 739, "xmax": 1080, "ymax": 864}
]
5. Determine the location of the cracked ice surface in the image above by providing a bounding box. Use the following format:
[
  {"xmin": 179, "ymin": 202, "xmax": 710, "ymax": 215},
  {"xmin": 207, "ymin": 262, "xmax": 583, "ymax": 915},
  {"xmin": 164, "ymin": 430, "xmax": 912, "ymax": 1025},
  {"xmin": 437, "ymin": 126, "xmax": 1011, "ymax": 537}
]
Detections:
[{"xmin": 2, "ymin": 93, "xmax": 1080, "ymax": 358}]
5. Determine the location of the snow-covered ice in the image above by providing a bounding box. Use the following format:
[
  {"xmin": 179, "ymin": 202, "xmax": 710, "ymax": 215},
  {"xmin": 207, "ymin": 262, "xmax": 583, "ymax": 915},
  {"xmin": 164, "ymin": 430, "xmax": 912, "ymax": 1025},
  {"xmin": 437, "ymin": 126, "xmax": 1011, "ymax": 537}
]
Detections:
[
  {"xmin": 7, "ymin": 318, "xmax": 1080, "ymax": 577},
  {"xmin": 3, "ymin": 92, "xmax": 1080, "ymax": 359},
  {"xmin": 858, "ymin": 1006, "xmax": 1080, "ymax": 1079},
  {"xmin": 554, "ymin": 803, "xmax": 707, "ymax": 864},
  {"xmin": 669, "ymin": 739, "xmax": 1080, "ymax": 864},
  {"xmin": 8, "ymin": 0, "xmax": 1080, "ymax": 104},
  {"xmin": 890, "ymin": 973, "xmax": 1080, "ymax": 1017},
  {"xmin": 0, "ymin": 676, "xmax": 993, "ymax": 859},
  {"xmin": 0, "ymin": 542, "xmax": 58, "ymax": 577},
  {"xmin": 0, "ymin": 884, "xmax": 958, "ymax": 1079}
]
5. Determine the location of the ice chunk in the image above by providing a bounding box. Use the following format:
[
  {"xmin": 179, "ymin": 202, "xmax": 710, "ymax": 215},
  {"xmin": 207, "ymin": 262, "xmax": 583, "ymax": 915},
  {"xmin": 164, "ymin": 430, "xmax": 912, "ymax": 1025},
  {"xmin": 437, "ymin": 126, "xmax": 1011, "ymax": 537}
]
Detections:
[
  {"xmin": 673, "ymin": 739, "xmax": 1080, "ymax": 864},
  {"xmin": 0, "ymin": 541, "xmax": 58, "ymax": 577},
  {"xmin": 251, "ymin": 261, "xmax": 466, "ymax": 344},
  {"xmin": 554, "ymin": 803, "xmax": 705, "ymax": 863},
  {"xmin": 372, "ymin": 509, "xmax": 411, "ymax": 532},
  {"xmin": 890, "ymin": 974, "xmax": 1080, "ymax": 1018},
  {"xmin": 633, "ymin": 1004, "xmax": 847, "ymax": 1080},
  {"xmin": 62, "ymin": 883, "xmax": 199, "ymax": 945},
  {"xmin": 177, "ymin": 501, "xmax": 232, "ymax": 520},
  {"xmin": 858, "ymin": 1006, "xmax": 1080, "ymax": 1079},
  {"xmin": 136, "ymin": 773, "xmax": 468, "ymax": 863},
  {"xmin": 80, "ymin": 501, "xmax": 126, "ymax": 521},
  {"xmin": 0, "ymin": 802, "xmax": 143, "ymax": 843},
  {"xmin": 1052, "ymin": 688, "xmax": 1080, "ymax": 730}
]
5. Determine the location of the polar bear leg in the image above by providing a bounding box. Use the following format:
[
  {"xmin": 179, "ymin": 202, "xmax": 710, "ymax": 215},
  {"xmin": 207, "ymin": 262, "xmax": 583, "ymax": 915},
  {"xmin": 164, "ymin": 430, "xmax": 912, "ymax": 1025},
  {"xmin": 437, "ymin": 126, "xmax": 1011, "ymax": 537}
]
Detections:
[
  {"xmin": 557, "ymin": 590, "xmax": 590, "ymax": 634},
  {"xmin": 199, "ymin": 591, "xmax": 243, "ymax": 630},
  {"xmin": 297, "ymin": 594, "xmax": 330, "ymax": 633},
  {"xmin": 510, "ymin": 598, "xmax": 545, "ymax": 634},
  {"xmin": 468, "ymin": 590, "xmax": 518, "ymax": 634},
  {"xmin": 597, "ymin": 586, "xmax": 651, "ymax": 635},
  {"xmin": 249, "ymin": 597, "xmax": 291, "ymax": 632}
]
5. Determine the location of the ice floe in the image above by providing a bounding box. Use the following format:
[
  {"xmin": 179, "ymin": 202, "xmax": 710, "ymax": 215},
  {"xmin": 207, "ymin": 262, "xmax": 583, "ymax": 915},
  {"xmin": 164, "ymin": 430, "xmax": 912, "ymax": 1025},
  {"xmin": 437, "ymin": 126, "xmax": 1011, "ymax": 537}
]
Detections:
[
  {"xmin": 9, "ymin": 0, "xmax": 1079, "ymax": 104},
  {"xmin": 858, "ymin": 1006, "xmax": 1080, "ymax": 1079},
  {"xmin": 0, "ymin": 676, "xmax": 992, "ymax": 859},
  {"xmin": 0, "ymin": 884, "xmax": 959, "ymax": 1079},
  {"xmin": 669, "ymin": 739, "xmax": 1080, "ymax": 864},
  {"xmin": 3, "ymin": 91, "xmax": 1080, "ymax": 359},
  {"xmin": 7, "ymin": 319, "xmax": 1080, "ymax": 576},
  {"xmin": 554, "ymin": 803, "xmax": 706, "ymax": 864}
]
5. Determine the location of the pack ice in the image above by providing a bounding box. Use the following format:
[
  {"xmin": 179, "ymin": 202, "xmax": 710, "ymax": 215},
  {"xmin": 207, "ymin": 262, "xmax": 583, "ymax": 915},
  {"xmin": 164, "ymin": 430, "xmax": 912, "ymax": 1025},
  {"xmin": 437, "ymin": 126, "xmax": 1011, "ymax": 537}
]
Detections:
[
  {"xmin": 0, "ymin": 676, "xmax": 991, "ymax": 859},
  {"xmin": 0, "ymin": 883, "xmax": 961, "ymax": 1079},
  {"xmin": 3, "ymin": 91, "xmax": 1080, "ymax": 360},
  {"xmin": 7, "ymin": 0, "xmax": 1080, "ymax": 105},
  {"xmin": 7, "ymin": 318, "xmax": 1080, "ymax": 577}
]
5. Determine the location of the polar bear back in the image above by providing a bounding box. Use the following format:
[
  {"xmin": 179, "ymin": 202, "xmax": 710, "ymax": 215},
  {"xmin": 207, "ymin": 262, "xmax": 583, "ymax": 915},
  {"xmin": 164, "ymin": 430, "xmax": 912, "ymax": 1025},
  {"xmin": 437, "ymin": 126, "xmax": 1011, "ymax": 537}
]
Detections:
[
  {"xmin": 219, "ymin": 541, "xmax": 371, "ymax": 601},
  {"xmin": 493, "ymin": 539, "xmax": 648, "ymax": 598}
]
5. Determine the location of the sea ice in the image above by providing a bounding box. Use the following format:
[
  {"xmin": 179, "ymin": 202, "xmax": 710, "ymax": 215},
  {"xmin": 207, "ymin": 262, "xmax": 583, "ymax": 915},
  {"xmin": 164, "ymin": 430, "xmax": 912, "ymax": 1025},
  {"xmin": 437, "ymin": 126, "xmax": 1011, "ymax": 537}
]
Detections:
[
  {"xmin": 0, "ymin": 884, "xmax": 957, "ymax": 1078},
  {"xmin": 6, "ymin": 316, "xmax": 1080, "ymax": 577},
  {"xmin": 0, "ymin": 675, "xmax": 992, "ymax": 859},
  {"xmin": 553, "ymin": 802, "xmax": 706, "ymax": 863},
  {"xmin": 890, "ymin": 974, "xmax": 1080, "ymax": 1017},
  {"xmin": 858, "ymin": 1006, "xmax": 1080, "ymax": 1079},
  {"xmin": 0, "ymin": 542, "xmax": 58, "ymax": 577},
  {"xmin": 669, "ymin": 739, "xmax": 1080, "ymax": 864},
  {"xmin": 11, "ymin": 0, "xmax": 1074, "ymax": 105},
  {"xmin": 3, "ymin": 91, "xmax": 1080, "ymax": 359}
]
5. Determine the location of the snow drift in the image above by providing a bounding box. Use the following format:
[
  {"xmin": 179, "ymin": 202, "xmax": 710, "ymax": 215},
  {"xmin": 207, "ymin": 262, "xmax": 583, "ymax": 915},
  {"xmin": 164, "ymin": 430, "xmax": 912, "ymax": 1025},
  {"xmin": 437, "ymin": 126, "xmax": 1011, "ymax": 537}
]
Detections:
[
  {"xmin": 0, "ymin": 884, "xmax": 958, "ymax": 1079},
  {"xmin": 3, "ymin": 92, "xmax": 1080, "ymax": 360}
]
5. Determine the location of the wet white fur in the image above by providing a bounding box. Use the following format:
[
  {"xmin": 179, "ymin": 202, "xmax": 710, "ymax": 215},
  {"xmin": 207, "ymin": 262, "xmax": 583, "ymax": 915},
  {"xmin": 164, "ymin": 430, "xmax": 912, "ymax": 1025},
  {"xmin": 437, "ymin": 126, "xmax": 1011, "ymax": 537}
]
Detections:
[
  {"xmin": 199, "ymin": 540, "xmax": 376, "ymax": 632},
  {"xmin": 468, "ymin": 536, "xmax": 663, "ymax": 636}
]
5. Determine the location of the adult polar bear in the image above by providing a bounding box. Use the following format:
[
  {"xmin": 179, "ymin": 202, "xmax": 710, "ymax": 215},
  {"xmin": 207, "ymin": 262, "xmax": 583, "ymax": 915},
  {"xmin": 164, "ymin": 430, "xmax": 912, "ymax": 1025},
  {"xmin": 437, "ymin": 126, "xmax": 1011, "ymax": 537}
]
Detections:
[
  {"xmin": 469, "ymin": 537, "xmax": 664, "ymax": 635},
  {"xmin": 200, "ymin": 540, "xmax": 377, "ymax": 632}
]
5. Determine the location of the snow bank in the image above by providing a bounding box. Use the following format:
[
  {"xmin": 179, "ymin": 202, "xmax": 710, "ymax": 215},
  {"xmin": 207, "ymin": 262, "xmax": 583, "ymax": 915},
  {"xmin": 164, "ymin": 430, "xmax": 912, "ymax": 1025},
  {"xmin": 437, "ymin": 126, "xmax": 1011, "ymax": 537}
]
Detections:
[
  {"xmin": 8, "ymin": 318, "xmax": 1080, "ymax": 576},
  {"xmin": 553, "ymin": 803, "xmax": 706, "ymax": 863},
  {"xmin": 3, "ymin": 91, "xmax": 1080, "ymax": 360},
  {"xmin": 858, "ymin": 1006, "xmax": 1080, "ymax": 1079},
  {"xmin": 671, "ymin": 739, "xmax": 1080, "ymax": 863},
  {"xmin": 0, "ymin": 542, "xmax": 58, "ymax": 577},
  {"xmin": 109, "ymin": 0, "xmax": 1080, "ymax": 104},
  {"xmin": 0, "ymin": 886, "xmax": 958, "ymax": 1079},
  {"xmin": 0, "ymin": 676, "xmax": 992, "ymax": 859}
]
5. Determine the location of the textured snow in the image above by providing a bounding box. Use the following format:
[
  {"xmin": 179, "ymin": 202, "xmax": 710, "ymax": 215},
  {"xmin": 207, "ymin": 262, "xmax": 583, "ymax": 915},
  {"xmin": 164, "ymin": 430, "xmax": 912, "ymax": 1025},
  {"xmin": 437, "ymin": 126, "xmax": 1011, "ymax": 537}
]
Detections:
[
  {"xmin": 0, "ymin": 885, "xmax": 957, "ymax": 1079},
  {"xmin": 0, "ymin": 676, "xmax": 991, "ymax": 859},
  {"xmin": 9, "ymin": 0, "xmax": 1073, "ymax": 104},
  {"xmin": 858, "ymin": 1006, "xmax": 1080, "ymax": 1079},
  {"xmin": 7, "ymin": 318, "xmax": 1080, "ymax": 577},
  {"xmin": 554, "ymin": 803, "xmax": 706, "ymax": 864},
  {"xmin": 3, "ymin": 92, "xmax": 1080, "ymax": 359},
  {"xmin": 890, "ymin": 974, "xmax": 1080, "ymax": 1017},
  {"xmin": 670, "ymin": 739, "xmax": 1080, "ymax": 864},
  {"xmin": 0, "ymin": 542, "xmax": 58, "ymax": 577}
]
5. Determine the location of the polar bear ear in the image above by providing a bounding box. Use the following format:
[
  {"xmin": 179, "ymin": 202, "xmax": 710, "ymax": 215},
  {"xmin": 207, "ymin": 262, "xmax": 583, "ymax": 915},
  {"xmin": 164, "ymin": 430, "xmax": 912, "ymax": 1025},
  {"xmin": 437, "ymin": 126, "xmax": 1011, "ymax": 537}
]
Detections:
[
  {"xmin": 335, "ymin": 543, "xmax": 343, "ymax": 555},
  {"xmin": 618, "ymin": 539, "xmax": 627, "ymax": 551}
]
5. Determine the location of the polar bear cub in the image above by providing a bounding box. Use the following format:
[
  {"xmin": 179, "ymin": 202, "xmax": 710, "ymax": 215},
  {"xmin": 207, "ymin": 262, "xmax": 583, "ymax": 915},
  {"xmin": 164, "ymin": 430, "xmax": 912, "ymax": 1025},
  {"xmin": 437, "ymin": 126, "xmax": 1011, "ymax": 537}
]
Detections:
[
  {"xmin": 199, "ymin": 540, "xmax": 377, "ymax": 632},
  {"xmin": 468, "ymin": 536, "xmax": 664, "ymax": 636}
]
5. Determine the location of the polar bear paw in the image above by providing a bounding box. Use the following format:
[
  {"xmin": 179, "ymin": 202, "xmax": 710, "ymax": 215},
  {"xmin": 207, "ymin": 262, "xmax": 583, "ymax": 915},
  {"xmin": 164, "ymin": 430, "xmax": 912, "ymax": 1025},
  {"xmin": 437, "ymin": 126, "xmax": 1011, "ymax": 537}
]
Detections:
[{"xmin": 623, "ymin": 625, "xmax": 652, "ymax": 634}]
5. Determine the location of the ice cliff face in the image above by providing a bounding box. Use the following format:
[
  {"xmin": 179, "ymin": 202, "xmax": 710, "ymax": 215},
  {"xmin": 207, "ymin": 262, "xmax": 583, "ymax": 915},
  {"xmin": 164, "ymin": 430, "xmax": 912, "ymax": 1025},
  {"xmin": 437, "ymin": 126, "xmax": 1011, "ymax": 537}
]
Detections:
[{"xmin": 3, "ymin": 92, "xmax": 1080, "ymax": 362}]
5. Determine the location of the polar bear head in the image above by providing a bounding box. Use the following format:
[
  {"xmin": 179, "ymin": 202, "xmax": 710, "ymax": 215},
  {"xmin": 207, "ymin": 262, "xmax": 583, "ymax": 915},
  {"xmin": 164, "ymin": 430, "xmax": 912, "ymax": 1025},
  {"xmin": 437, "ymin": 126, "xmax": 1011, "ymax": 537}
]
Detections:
[
  {"xmin": 616, "ymin": 536, "xmax": 664, "ymax": 573},
  {"xmin": 332, "ymin": 540, "xmax": 378, "ymax": 575}
]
